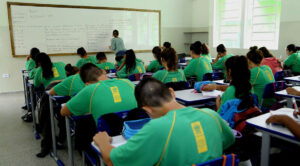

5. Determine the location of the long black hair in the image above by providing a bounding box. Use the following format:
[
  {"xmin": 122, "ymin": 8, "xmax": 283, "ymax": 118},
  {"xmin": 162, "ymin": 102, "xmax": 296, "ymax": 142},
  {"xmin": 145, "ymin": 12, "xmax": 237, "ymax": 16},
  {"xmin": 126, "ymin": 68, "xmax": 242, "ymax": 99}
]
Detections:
[
  {"xmin": 161, "ymin": 48, "xmax": 178, "ymax": 71},
  {"xmin": 225, "ymin": 56, "xmax": 254, "ymax": 110},
  {"xmin": 152, "ymin": 46, "xmax": 162, "ymax": 65},
  {"xmin": 125, "ymin": 49, "xmax": 137, "ymax": 72},
  {"xmin": 259, "ymin": 47, "xmax": 274, "ymax": 58},
  {"xmin": 36, "ymin": 53, "xmax": 53, "ymax": 79},
  {"xmin": 287, "ymin": 44, "xmax": 297, "ymax": 53}
]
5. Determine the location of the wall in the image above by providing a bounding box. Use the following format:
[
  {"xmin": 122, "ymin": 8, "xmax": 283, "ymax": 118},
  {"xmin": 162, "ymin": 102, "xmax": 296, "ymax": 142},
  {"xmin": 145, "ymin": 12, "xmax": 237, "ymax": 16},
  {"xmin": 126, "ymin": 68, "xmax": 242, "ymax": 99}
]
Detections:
[
  {"xmin": 208, "ymin": 0, "xmax": 300, "ymax": 58},
  {"xmin": 0, "ymin": 0, "xmax": 193, "ymax": 93}
]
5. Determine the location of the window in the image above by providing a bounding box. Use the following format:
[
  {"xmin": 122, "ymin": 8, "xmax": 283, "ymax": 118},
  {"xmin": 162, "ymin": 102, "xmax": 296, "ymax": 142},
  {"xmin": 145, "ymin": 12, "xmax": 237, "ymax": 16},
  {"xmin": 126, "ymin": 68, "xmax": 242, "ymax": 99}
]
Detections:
[{"xmin": 213, "ymin": 0, "xmax": 281, "ymax": 49}]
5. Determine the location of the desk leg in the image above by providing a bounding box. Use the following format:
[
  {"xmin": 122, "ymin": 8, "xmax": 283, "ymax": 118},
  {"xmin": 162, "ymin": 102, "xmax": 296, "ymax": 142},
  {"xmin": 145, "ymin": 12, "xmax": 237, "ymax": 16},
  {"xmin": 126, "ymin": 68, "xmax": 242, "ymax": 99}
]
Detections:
[
  {"xmin": 65, "ymin": 117, "xmax": 74, "ymax": 166},
  {"xmin": 261, "ymin": 132, "xmax": 271, "ymax": 166},
  {"xmin": 22, "ymin": 74, "xmax": 27, "ymax": 104},
  {"xmin": 29, "ymin": 86, "xmax": 40, "ymax": 139}
]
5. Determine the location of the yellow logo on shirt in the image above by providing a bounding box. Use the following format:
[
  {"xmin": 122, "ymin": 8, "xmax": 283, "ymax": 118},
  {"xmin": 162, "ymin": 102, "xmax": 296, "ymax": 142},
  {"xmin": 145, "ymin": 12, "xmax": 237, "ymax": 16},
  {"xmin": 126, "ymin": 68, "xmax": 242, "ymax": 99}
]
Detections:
[
  {"xmin": 172, "ymin": 78, "xmax": 177, "ymax": 82},
  {"xmin": 265, "ymin": 70, "xmax": 273, "ymax": 81},
  {"xmin": 105, "ymin": 66, "xmax": 109, "ymax": 70},
  {"xmin": 137, "ymin": 66, "xmax": 143, "ymax": 73},
  {"xmin": 204, "ymin": 62, "xmax": 210, "ymax": 70},
  {"xmin": 110, "ymin": 86, "xmax": 122, "ymax": 103},
  {"xmin": 52, "ymin": 67, "xmax": 60, "ymax": 78},
  {"xmin": 191, "ymin": 121, "xmax": 208, "ymax": 154}
]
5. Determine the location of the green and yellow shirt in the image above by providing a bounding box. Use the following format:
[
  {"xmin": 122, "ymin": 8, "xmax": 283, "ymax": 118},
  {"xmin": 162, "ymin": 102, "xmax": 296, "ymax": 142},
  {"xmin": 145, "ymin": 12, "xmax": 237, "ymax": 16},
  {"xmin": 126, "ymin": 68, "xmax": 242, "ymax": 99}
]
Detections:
[
  {"xmin": 110, "ymin": 107, "xmax": 235, "ymax": 166},
  {"xmin": 117, "ymin": 62, "xmax": 146, "ymax": 78},
  {"xmin": 25, "ymin": 59, "xmax": 36, "ymax": 71},
  {"xmin": 284, "ymin": 52, "xmax": 300, "ymax": 73},
  {"xmin": 184, "ymin": 57, "xmax": 213, "ymax": 81},
  {"xmin": 147, "ymin": 60, "xmax": 163, "ymax": 72},
  {"xmin": 217, "ymin": 86, "xmax": 236, "ymax": 112},
  {"xmin": 53, "ymin": 74, "xmax": 85, "ymax": 97},
  {"xmin": 96, "ymin": 62, "xmax": 116, "ymax": 71},
  {"xmin": 153, "ymin": 69, "xmax": 187, "ymax": 84},
  {"xmin": 212, "ymin": 55, "xmax": 233, "ymax": 78},
  {"xmin": 75, "ymin": 56, "xmax": 97, "ymax": 68},
  {"xmin": 202, "ymin": 54, "xmax": 212, "ymax": 63}
]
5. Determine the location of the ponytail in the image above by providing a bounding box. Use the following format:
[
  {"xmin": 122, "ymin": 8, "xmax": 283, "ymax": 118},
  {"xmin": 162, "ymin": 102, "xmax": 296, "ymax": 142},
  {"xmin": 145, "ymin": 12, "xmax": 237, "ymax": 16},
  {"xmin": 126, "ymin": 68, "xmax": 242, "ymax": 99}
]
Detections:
[
  {"xmin": 36, "ymin": 53, "xmax": 53, "ymax": 79},
  {"xmin": 247, "ymin": 46, "xmax": 263, "ymax": 65},
  {"xmin": 190, "ymin": 41, "xmax": 202, "ymax": 55},
  {"xmin": 152, "ymin": 46, "xmax": 162, "ymax": 65},
  {"xmin": 161, "ymin": 48, "xmax": 178, "ymax": 71},
  {"xmin": 201, "ymin": 43, "xmax": 209, "ymax": 55}
]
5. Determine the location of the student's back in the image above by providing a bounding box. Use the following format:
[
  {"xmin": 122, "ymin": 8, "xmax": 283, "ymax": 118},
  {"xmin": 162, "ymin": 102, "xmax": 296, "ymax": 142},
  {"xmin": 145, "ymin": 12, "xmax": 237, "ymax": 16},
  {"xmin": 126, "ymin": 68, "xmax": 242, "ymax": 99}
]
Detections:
[
  {"xmin": 284, "ymin": 51, "xmax": 300, "ymax": 74},
  {"xmin": 66, "ymin": 79, "xmax": 137, "ymax": 124},
  {"xmin": 117, "ymin": 50, "xmax": 146, "ymax": 78},
  {"xmin": 96, "ymin": 62, "xmax": 115, "ymax": 71},
  {"xmin": 153, "ymin": 69, "xmax": 186, "ymax": 84},
  {"xmin": 76, "ymin": 56, "xmax": 97, "ymax": 68},
  {"xmin": 52, "ymin": 73, "xmax": 85, "ymax": 97},
  {"xmin": 261, "ymin": 57, "xmax": 282, "ymax": 75},
  {"xmin": 110, "ymin": 107, "xmax": 234, "ymax": 166}
]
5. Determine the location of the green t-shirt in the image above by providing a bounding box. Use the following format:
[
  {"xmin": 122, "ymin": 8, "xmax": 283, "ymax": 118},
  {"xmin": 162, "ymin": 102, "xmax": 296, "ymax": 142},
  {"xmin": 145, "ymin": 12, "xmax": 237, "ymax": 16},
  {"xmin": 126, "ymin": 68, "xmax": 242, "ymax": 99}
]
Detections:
[
  {"xmin": 184, "ymin": 57, "xmax": 213, "ymax": 81},
  {"xmin": 96, "ymin": 62, "xmax": 116, "ymax": 71},
  {"xmin": 153, "ymin": 69, "xmax": 187, "ymax": 84},
  {"xmin": 29, "ymin": 68, "xmax": 37, "ymax": 79},
  {"xmin": 53, "ymin": 74, "xmax": 85, "ymax": 97},
  {"xmin": 212, "ymin": 55, "xmax": 233, "ymax": 77},
  {"xmin": 25, "ymin": 59, "xmax": 36, "ymax": 71},
  {"xmin": 284, "ymin": 52, "xmax": 300, "ymax": 73},
  {"xmin": 117, "ymin": 62, "xmax": 146, "ymax": 78},
  {"xmin": 202, "ymin": 54, "xmax": 212, "ymax": 63},
  {"xmin": 34, "ymin": 62, "xmax": 67, "ymax": 88},
  {"xmin": 218, "ymin": 86, "xmax": 236, "ymax": 112},
  {"xmin": 250, "ymin": 66, "xmax": 275, "ymax": 105},
  {"xmin": 110, "ymin": 107, "xmax": 235, "ymax": 166},
  {"xmin": 75, "ymin": 56, "xmax": 97, "ymax": 68},
  {"xmin": 66, "ymin": 79, "xmax": 137, "ymax": 124},
  {"xmin": 111, "ymin": 37, "xmax": 126, "ymax": 54},
  {"xmin": 147, "ymin": 60, "xmax": 163, "ymax": 72}
]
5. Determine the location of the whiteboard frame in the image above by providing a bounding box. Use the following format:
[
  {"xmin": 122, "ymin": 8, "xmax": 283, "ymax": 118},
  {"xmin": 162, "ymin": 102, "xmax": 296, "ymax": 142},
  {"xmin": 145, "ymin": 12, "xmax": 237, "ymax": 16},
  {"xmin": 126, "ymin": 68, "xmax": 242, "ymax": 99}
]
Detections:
[{"xmin": 7, "ymin": 2, "xmax": 161, "ymax": 57}]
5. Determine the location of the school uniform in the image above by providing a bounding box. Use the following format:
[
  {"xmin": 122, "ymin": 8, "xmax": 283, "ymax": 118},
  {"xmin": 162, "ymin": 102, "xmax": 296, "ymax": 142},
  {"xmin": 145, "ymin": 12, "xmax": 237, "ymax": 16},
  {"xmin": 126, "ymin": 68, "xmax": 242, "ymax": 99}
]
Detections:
[
  {"xmin": 34, "ymin": 62, "xmax": 67, "ymax": 88},
  {"xmin": 110, "ymin": 107, "xmax": 235, "ymax": 166},
  {"xmin": 53, "ymin": 74, "xmax": 85, "ymax": 97},
  {"xmin": 147, "ymin": 60, "xmax": 163, "ymax": 72},
  {"xmin": 184, "ymin": 57, "xmax": 213, "ymax": 81},
  {"xmin": 212, "ymin": 55, "xmax": 233, "ymax": 77},
  {"xmin": 117, "ymin": 62, "xmax": 146, "ymax": 78},
  {"xmin": 96, "ymin": 62, "xmax": 116, "ymax": 71},
  {"xmin": 66, "ymin": 79, "xmax": 137, "ymax": 124},
  {"xmin": 111, "ymin": 37, "xmax": 126, "ymax": 56},
  {"xmin": 250, "ymin": 66, "xmax": 275, "ymax": 105},
  {"xmin": 75, "ymin": 56, "xmax": 97, "ymax": 68},
  {"xmin": 202, "ymin": 54, "xmax": 212, "ymax": 63},
  {"xmin": 29, "ymin": 68, "xmax": 37, "ymax": 79},
  {"xmin": 217, "ymin": 86, "xmax": 236, "ymax": 112},
  {"xmin": 284, "ymin": 52, "xmax": 300, "ymax": 74},
  {"xmin": 117, "ymin": 58, "xmax": 143, "ymax": 67},
  {"xmin": 153, "ymin": 69, "xmax": 187, "ymax": 84},
  {"xmin": 25, "ymin": 59, "xmax": 36, "ymax": 71},
  {"xmin": 261, "ymin": 57, "xmax": 282, "ymax": 76}
]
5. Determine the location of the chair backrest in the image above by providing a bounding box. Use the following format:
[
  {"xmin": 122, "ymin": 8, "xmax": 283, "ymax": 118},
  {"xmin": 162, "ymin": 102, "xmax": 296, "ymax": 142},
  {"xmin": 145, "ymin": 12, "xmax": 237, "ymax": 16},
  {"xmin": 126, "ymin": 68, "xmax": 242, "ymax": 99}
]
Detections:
[
  {"xmin": 212, "ymin": 70, "xmax": 224, "ymax": 80},
  {"xmin": 274, "ymin": 71, "xmax": 285, "ymax": 81},
  {"xmin": 203, "ymin": 73, "xmax": 213, "ymax": 81},
  {"xmin": 165, "ymin": 81, "xmax": 189, "ymax": 91},
  {"xmin": 194, "ymin": 154, "xmax": 239, "ymax": 166},
  {"xmin": 177, "ymin": 53, "xmax": 186, "ymax": 62},
  {"xmin": 107, "ymin": 69, "xmax": 117, "ymax": 73},
  {"xmin": 128, "ymin": 73, "xmax": 142, "ymax": 81},
  {"xmin": 262, "ymin": 81, "xmax": 287, "ymax": 99}
]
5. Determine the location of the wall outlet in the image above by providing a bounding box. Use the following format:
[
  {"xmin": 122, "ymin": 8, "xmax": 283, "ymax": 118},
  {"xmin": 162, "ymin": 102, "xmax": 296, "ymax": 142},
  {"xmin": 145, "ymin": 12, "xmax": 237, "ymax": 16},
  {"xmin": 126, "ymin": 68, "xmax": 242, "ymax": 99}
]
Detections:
[{"xmin": 2, "ymin": 74, "xmax": 10, "ymax": 78}]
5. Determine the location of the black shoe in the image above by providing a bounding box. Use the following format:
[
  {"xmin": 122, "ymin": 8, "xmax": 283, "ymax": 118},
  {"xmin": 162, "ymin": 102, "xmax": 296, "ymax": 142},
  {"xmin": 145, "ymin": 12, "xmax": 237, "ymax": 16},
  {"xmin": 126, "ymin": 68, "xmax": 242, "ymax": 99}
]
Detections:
[
  {"xmin": 36, "ymin": 149, "xmax": 50, "ymax": 158},
  {"xmin": 22, "ymin": 105, "xmax": 28, "ymax": 110},
  {"xmin": 56, "ymin": 141, "xmax": 65, "ymax": 150},
  {"xmin": 22, "ymin": 113, "xmax": 33, "ymax": 122}
]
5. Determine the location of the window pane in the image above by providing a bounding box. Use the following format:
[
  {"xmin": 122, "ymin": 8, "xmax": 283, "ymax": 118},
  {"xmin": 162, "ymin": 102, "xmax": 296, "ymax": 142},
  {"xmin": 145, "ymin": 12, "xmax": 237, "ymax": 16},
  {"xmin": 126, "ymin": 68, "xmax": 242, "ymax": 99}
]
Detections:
[{"xmin": 253, "ymin": 15, "xmax": 276, "ymax": 24}]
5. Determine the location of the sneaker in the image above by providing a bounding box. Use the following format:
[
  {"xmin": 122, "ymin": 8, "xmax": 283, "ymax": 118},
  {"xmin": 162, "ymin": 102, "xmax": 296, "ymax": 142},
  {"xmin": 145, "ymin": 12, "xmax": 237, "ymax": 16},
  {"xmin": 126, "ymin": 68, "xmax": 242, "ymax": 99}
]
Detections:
[
  {"xmin": 21, "ymin": 105, "xmax": 27, "ymax": 110},
  {"xmin": 36, "ymin": 149, "xmax": 50, "ymax": 158},
  {"xmin": 22, "ymin": 113, "xmax": 33, "ymax": 122}
]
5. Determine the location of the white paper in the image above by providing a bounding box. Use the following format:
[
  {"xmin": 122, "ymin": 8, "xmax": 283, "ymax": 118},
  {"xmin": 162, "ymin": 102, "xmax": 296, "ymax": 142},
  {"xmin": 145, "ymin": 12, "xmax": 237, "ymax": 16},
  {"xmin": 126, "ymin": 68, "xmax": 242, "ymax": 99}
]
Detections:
[{"xmin": 202, "ymin": 90, "xmax": 223, "ymax": 98}]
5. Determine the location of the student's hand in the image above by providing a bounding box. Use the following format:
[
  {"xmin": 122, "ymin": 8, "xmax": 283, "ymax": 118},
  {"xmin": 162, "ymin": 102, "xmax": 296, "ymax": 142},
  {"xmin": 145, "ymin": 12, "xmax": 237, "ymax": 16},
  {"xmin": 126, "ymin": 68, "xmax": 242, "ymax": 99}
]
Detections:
[
  {"xmin": 93, "ymin": 132, "xmax": 112, "ymax": 146},
  {"xmin": 201, "ymin": 84, "xmax": 217, "ymax": 91},
  {"xmin": 266, "ymin": 115, "xmax": 290, "ymax": 125},
  {"xmin": 293, "ymin": 109, "xmax": 300, "ymax": 118},
  {"xmin": 286, "ymin": 87, "xmax": 300, "ymax": 96},
  {"xmin": 216, "ymin": 95, "xmax": 221, "ymax": 110}
]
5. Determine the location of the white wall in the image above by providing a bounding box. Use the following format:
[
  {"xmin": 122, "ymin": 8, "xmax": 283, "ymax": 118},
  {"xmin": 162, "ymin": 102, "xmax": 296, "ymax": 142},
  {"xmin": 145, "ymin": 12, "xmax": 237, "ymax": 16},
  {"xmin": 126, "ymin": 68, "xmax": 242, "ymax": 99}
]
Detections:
[
  {"xmin": 0, "ymin": 0, "xmax": 193, "ymax": 93},
  {"xmin": 207, "ymin": 0, "xmax": 300, "ymax": 58}
]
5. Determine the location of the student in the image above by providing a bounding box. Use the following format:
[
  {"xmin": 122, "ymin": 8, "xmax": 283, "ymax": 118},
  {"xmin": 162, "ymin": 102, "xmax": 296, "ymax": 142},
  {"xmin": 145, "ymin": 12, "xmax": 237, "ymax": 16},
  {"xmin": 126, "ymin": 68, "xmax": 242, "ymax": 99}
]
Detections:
[
  {"xmin": 96, "ymin": 52, "xmax": 116, "ymax": 71},
  {"xmin": 153, "ymin": 48, "xmax": 187, "ymax": 84},
  {"xmin": 65, "ymin": 64, "xmax": 80, "ymax": 77},
  {"xmin": 283, "ymin": 44, "xmax": 300, "ymax": 75},
  {"xmin": 260, "ymin": 47, "xmax": 282, "ymax": 76},
  {"xmin": 34, "ymin": 53, "xmax": 67, "ymax": 88},
  {"xmin": 60, "ymin": 63, "xmax": 137, "ymax": 124},
  {"xmin": 75, "ymin": 47, "xmax": 97, "ymax": 68},
  {"xmin": 184, "ymin": 41, "xmax": 213, "ymax": 81},
  {"xmin": 110, "ymin": 30, "xmax": 126, "ymax": 57},
  {"xmin": 93, "ymin": 77, "xmax": 235, "ymax": 166},
  {"xmin": 49, "ymin": 65, "xmax": 85, "ymax": 97},
  {"xmin": 28, "ymin": 52, "xmax": 40, "ymax": 79},
  {"xmin": 212, "ymin": 44, "xmax": 233, "ymax": 78},
  {"xmin": 117, "ymin": 49, "xmax": 146, "ymax": 78},
  {"xmin": 146, "ymin": 46, "xmax": 164, "ymax": 72},
  {"xmin": 26, "ymin": 47, "xmax": 40, "ymax": 71},
  {"xmin": 201, "ymin": 43, "xmax": 212, "ymax": 62},
  {"xmin": 162, "ymin": 41, "xmax": 171, "ymax": 50},
  {"xmin": 247, "ymin": 46, "xmax": 275, "ymax": 105}
]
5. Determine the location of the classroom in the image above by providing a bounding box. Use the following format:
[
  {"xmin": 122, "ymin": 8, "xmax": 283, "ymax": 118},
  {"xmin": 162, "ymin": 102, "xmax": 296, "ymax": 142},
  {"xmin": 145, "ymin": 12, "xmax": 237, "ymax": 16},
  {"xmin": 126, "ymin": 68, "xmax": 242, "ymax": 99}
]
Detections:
[{"xmin": 0, "ymin": 0, "xmax": 300, "ymax": 165}]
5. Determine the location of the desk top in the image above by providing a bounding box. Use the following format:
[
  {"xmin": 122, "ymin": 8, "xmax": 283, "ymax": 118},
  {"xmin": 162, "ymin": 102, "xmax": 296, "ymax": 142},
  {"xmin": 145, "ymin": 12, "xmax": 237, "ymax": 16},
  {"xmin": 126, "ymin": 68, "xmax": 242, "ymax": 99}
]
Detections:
[
  {"xmin": 132, "ymin": 81, "xmax": 140, "ymax": 85},
  {"xmin": 91, "ymin": 135, "xmax": 127, "ymax": 156},
  {"xmin": 213, "ymin": 80, "xmax": 230, "ymax": 85},
  {"xmin": 107, "ymin": 73, "xmax": 117, "ymax": 78},
  {"xmin": 275, "ymin": 86, "xmax": 300, "ymax": 99},
  {"xmin": 247, "ymin": 108, "xmax": 300, "ymax": 142},
  {"xmin": 175, "ymin": 89, "xmax": 216, "ymax": 105},
  {"xmin": 284, "ymin": 76, "xmax": 300, "ymax": 82}
]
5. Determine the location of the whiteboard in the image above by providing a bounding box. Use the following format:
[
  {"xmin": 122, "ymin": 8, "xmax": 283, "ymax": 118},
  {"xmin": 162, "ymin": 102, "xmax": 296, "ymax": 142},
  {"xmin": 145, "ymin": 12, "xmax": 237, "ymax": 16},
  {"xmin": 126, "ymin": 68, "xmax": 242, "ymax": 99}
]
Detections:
[{"xmin": 7, "ymin": 2, "xmax": 161, "ymax": 57}]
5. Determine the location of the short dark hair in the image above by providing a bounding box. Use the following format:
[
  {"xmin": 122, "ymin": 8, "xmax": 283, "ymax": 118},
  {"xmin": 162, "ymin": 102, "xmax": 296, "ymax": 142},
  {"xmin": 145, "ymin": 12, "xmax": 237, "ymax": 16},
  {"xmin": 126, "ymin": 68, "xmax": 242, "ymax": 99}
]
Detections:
[
  {"xmin": 79, "ymin": 63, "xmax": 104, "ymax": 83},
  {"xmin": 65, "ymin": 64, "xmax": 80, "ymax": 77},
  {"xmin": 96, "ymin": 52, "xmax": 107, "ymax": 61},
  {"xmin": 152, "ymin": 46, "xmax": 162, "ymax": 64},
  {"xmin": 135, "ymin": 77, "xmax": 173, "ymax": 108},
  {"xmin": 163, "ymin": 42, "xmax": 171, "ymax": 49},
  {"xmin": 259, "ymin": 47, "xmax": 274, "ymax": 58},
  {"xmin": 77, "ymin": 47, "xmax": 86, "ymax": 57},
  {"xmin": 217, "ymin": 44, "xmax": 226, "ymax": 53},
  {"xmin": 30, "ymin": 48, "xmax": 40, "ymax": 60},
  {"xmin": 113, "ymin": 30, "xmax": 119, "ymax": 37},
  {"xmin": 161, "ymin": 48, "xmax": 178, "ymax": 71},
  {"xmin": 287, "ymin": 44, "xmax": 297, "ymax": 53},
  {"xmin": 247, "ymin": 46, "xmax": 263, "ymax": 65},
  {"xmin": 190, "ymin": 41, "xmax": 202, "ymax": 55}
]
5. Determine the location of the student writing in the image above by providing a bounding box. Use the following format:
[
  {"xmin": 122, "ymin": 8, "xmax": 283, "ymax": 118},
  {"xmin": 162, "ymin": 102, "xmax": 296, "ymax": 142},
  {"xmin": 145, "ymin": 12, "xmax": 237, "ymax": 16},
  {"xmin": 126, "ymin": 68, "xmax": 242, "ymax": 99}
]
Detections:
[
  {"xmin": 75, "ymin": 47, "xmax": 97, "ymax": 68},
  {"xmin": 96, "ymin": 52, "xmax": 116, "ymax": 71}
]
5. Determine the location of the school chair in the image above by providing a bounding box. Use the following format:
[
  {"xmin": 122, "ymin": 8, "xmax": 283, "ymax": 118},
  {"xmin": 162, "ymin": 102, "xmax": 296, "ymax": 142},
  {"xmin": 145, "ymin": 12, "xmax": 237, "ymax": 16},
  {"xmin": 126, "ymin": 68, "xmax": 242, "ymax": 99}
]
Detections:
[
  {"xmin": 106, "ymin": 69, "xmax": 116, "ymax": 73},
  {"xmin": 261, "ymin": 81, "xmax": 287, "ymax": 113},
  {"xmin": 203, "ymin": 73, "xmax": 213, "ymax": 81},
  {"xmin": 128, "ymin": 73, "xmax": 142, "ymax": 81},
  {"xmin": 27, "ymin": 81, "xmax": 41, "ymax": 139},
  {"xmin": 165, "ymin": 81, "xmax": 190, "ymax": 91},
  {"xmin": 187, "ymin": 76, "xmax": 198, "ymax": 88},
  {"xmin": 177, "ymin": 53, "xmax": 187, "ymax": 63},
  {"xmin": 212, "ymin": 69, "xmax": 224, "ymax": 80},
  {"xmin": 274, "ymin": 71, "xmax": 285, "ymax": 81},
  {"xmin": 193, "ymin": 154, "xmax": 239, "ymax": 166}
]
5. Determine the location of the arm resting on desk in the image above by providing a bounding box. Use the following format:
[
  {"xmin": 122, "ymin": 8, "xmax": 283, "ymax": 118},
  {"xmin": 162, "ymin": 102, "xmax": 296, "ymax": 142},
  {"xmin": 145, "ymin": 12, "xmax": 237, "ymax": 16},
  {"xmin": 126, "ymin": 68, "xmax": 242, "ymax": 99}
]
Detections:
[
  {"xmin": 49, "ymin": 88, "xmax": 57, "ymax": 96},
  {"xmin": 266, "ymin": 115, "xmax": 300, "ymax": 139},
  {"xmin": 61, "ymin": 105, "xmax": 72, "ymax": 116},
  {"xmin": 94, "ymin": 132, "xmax": 114, "ymax": 166}
]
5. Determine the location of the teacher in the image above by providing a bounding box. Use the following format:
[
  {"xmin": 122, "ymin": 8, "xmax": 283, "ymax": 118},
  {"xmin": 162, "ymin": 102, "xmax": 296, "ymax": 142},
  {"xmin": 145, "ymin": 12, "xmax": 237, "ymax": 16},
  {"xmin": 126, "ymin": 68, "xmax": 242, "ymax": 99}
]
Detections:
[{"xmin": 109, "ymin": 30, "xmax": 126, "ymax": 57}]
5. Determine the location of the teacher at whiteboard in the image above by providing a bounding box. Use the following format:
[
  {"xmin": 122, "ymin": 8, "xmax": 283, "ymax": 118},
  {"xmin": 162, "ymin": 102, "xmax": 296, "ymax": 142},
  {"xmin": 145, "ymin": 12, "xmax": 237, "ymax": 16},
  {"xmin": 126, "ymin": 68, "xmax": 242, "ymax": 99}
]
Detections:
[{"xmin": 109, "ymin": 30, "xmax": 126, "ymax": 57}]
